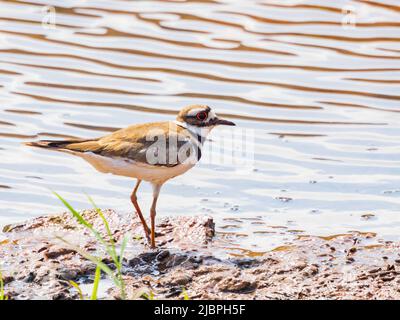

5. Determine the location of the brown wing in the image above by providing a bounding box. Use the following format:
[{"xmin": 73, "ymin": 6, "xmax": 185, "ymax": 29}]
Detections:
[{"xmin": 26, "ymin": 122, "xmax": 196, "ymax": 167}]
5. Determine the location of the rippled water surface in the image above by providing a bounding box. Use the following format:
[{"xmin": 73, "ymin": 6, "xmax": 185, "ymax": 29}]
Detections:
[{"xmin": 0, "ymin": 0, "xmax": 400, "ymax": 256}]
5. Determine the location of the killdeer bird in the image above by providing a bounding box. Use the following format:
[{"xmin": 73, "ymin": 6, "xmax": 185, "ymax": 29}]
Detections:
[{"xmin": 26, "ymin": 105, "xmax": 235, "ymax": 248}]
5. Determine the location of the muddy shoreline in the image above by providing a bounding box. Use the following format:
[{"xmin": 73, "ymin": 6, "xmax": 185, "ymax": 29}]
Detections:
[{"xmin": 1, "ymin": 209, "xmax": 399, "ymax": 300}]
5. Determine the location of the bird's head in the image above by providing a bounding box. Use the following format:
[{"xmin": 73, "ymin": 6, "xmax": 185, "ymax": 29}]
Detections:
[{"xmin": 176, "ymin": 105, "xmax": 235, "ymax": 135}]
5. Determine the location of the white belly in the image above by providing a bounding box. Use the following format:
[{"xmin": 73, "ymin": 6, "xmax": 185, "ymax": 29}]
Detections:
[{"xmin": 78, "ymin": 152, "xmax": 196, "ymax": 184}]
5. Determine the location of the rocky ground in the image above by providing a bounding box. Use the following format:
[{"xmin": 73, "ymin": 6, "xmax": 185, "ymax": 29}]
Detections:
[{"xmin": 1, "ymin": 209, "xmax": 400, "ymax": 300}]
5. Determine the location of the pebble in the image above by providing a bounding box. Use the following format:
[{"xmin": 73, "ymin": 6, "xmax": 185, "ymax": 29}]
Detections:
[
  {"xmin": 346, "ymin": 257, "xmax": 355, "ymax": 264},
  {"xmin": 348, "ymin": 247, "xmax": 357, "ymax": 254}
]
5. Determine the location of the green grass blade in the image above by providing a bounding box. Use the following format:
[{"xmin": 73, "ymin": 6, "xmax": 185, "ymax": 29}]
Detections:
[
  {"xmin": 53, "ymin": 192, "xmax": 117, "ymax": 260},
  {"xmin": 0, "ymin": 270, "xmax": 5, "ymax": 301},
  {"xmin": 141, "ymin": 291, "xmax": 155, "ymax": 300},
  {"xmin": 53, "ymin": 191, "xmax": 92, "ymax": 229},
  {"xmin": 56, "ymin": 236, "xmax": 120, "ymax": 286},
  {"xmin": 119, "ymin": 235, "xmax": 128, "ymax": 267},
  {"xmin": 86, "ymin": 194, "xmax": 119, "ymax": 265},
  {"xmin": 91, "ymin": 266, "xmax": 101, "ymax": 300},
  {"xmin": 87, "ymin": 196, "xmax": 126, "ymax": 299},
  {"xmin": 87, "ymin": 195, "xmax": 114, "ymax": 243},
  {"xmin": 69, "ymin": 280, "xmax": 84, "ymax": 300},
  {"xmin": 53, "ymin": 192, "xmax": 127, "ymax": 299},
  {"xmin": 117, "ymin": 235, "xmax": 128, "ymax": 300},
  {"xmin": 181, "ymin": 288, "xmax": 190, "ymax": 300}
]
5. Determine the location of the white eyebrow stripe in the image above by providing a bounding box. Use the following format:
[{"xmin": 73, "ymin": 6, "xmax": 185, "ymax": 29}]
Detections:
[{"xmin": 187, "ymin": 108, "xmax": 206, "ymax": 117}]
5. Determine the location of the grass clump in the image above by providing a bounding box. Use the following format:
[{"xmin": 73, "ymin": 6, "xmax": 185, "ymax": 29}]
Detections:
[{"xmin": 53, "ymin": 192, "xmax": 128, "ymax": 300}]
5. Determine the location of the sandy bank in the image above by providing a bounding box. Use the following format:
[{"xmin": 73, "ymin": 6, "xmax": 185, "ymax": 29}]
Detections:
[{"xmin": 1, "ymin": 209, "xmax": 399, "ymax": 300}]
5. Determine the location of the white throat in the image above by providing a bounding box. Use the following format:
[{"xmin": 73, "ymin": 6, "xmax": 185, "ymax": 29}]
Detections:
[{"xmin": 174, "ymin": 120, "xmax": 214, "ymax": 138}]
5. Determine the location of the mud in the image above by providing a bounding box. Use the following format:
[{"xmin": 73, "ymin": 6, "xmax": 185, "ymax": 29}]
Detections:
[{"xmin": 1, "ymin": 209, "xmax": 399, "ymax": 300}]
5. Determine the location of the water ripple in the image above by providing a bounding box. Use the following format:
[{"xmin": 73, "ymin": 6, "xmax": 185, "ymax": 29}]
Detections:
[{"xmin": 0, "ymin": 0, "xmax": 400, "ymax": 254}]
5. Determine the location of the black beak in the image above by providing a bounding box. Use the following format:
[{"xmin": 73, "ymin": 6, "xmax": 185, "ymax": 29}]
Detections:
[{"xmin": 215, "ymin": 118, "xmax": 236, "ymax": 126}]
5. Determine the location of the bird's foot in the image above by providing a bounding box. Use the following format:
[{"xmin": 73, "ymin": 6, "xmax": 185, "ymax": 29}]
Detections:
[
  {"xmin": 136, "ymin": 224, "xmax": 151, "ymax": 244},
  {"xmin": 144, "ymin": 228, "xmax": 151, "ymax": 243}
]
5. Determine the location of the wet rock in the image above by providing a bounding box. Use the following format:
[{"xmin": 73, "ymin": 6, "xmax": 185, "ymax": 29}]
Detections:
[
  {"xmin": 189, "ymin": 255, "xmax": 203, "ymax": 264},
  {"xmin": 381, "ymin": 276, "xmax": 395, "ymax": 282},
  {"xmin": 158, "ymin": 254, "xmax": 188, "ymax": 270},
  {"xmin": 230, "ymin": 258, "xmax": 261, "ymax": 269},
  {"xmin": 44, "ymin": 247, "xmax": 76, "ymax": 260},
  {"xmin": 294, "ymin": 262, "xmax": 307, "ymax": 271},
  {"xmin": 369, "ymin": 268, "xmax": 381, "ymax": 274},
  {"xmin": 164, "ymin": 287, "xmax": 183, "ymax": 298},
  {"xmin": 386, "ymin": 265, "xmax": 395, "ymax": 271},
  {"xmin": 162, "ymin": 272, "xmax": 192, "ymax": 286},
  {"xmin": 302, "ymin": 265, "xmax": 319, "ymax": 277},
  {"xmin": 128, "ymin": 250, "xmax": 190, "ymax": 274},
  {"xmin": 156, "ymin": 250, "xmax": 170, "ymax": 261},
  {"xmin": 1, "ymin": 275, "xmax": 14, "ymax": 284},
  {"xmin": 217, "ymin": 276, "xmax": 256, "ymax": 293},
  {"xmin": 56, "ymin": 268, "xmax": 79, "ymax": 281},
  {"xmin": 52, "ymin": 289, "xmax": 73, "ymax": 300},
  {"xmin": 23, "ymin": 272, "xmax": 36, "ymax": 283}
]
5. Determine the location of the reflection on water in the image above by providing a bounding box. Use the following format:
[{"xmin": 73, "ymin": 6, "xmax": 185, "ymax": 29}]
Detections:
[{"xmin": 0, "ymin": 0, "xmax": 400, "ymax": 257}]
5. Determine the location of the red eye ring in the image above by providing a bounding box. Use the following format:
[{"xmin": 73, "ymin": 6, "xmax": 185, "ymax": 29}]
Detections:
[{"xmin": 196, "ymin": 111, "xmax": 208, "ymax": 121}]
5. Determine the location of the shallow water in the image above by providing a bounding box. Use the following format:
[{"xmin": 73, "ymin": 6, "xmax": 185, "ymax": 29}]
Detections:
[{"xmin": 0, "ymin": 0, "xmax": 400, "ymax": 257}]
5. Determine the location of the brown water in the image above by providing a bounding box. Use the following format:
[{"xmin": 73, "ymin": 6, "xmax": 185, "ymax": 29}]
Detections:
[{"xmin": 0, "ymin": 0, "xmax": 400, "ymax": 257}]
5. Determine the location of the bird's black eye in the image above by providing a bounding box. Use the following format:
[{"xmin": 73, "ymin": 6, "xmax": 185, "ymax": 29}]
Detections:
[{"xmin": 196, "ymin": 111, "xmax": 208, "ymax": 121}]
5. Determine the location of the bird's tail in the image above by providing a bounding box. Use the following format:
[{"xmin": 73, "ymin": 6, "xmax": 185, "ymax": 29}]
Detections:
[{"xmin": 24, "ymin": 139, "xmax": 82, "ymax": 149}]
